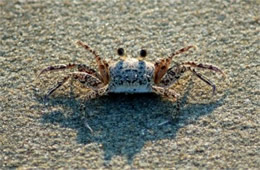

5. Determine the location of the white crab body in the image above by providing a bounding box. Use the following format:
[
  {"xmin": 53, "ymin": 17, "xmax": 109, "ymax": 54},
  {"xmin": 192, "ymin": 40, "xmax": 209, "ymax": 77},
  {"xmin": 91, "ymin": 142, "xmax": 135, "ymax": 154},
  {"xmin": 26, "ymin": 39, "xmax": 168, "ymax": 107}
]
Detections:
[{"xmin": 108, "ymin": 58, "xmax": 155, "ymax": 93}]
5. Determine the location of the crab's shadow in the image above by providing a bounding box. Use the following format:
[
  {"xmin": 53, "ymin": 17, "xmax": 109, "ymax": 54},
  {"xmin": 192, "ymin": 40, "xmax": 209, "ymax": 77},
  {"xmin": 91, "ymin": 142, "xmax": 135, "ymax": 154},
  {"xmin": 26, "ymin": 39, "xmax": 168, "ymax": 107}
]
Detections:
[{"xmin": 38, "ymin": 86, "xmax": 226, "ymax": 163}]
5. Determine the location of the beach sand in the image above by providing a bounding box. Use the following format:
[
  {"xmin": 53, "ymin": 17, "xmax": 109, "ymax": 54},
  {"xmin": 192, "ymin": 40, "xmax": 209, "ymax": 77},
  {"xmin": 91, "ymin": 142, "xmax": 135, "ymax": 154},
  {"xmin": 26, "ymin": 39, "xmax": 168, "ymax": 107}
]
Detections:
[{"xmin": 0, "ymin": 0, "xmax": 259, "ymax": 168}]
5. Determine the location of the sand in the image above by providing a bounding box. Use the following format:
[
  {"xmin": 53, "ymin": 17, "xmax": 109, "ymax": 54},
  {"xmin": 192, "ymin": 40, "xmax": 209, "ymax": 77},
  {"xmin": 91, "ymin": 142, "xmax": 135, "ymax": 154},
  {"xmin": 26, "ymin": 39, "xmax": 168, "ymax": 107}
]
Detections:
[{"xmin": 0, "ymin": 0, "xmax": 259, "ymax": 169}]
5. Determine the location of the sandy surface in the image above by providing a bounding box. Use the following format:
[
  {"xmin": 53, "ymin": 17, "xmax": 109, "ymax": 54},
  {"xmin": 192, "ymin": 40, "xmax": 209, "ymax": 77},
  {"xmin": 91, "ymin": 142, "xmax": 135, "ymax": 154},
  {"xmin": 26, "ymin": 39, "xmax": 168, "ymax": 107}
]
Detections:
[{"xmin": 0, "ymin": 0, "xmax": 259, "ymax": 169}]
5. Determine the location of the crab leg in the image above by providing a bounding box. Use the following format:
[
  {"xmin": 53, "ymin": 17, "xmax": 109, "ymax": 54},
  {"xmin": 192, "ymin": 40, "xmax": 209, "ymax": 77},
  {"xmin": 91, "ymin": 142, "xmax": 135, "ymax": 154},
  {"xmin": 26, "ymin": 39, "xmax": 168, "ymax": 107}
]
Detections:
[
  {"xmin": 189, "ymin": 68, "xmax": 217, "ymax": 95},
  {"xmin": 168, "ymin": 45, "xmax": 196, "ymax": 60},
  {"xmin": 154, "ymin": 45, "xmax": 195, "ymax": 84},
  {"xmin": 181, "ymin": 61, "xmax": 225, "ymax": 78},
  {"xmin": 159, "ymin": 63, "xmax": 221, "ymax": 94},
  {"xmin": 77, "ymin": 41, "xmax": 109, "ymax": 84},
  {"xmin": 152, "ymin": 86, "xmax": 180, "ymax": 99},
  {"xmin": 46, "ymin": 75, "xmax": 71, "ymax": 97},
  {"xmin": 38, "ymin": 63, "xmax": 101, "ymax": 80},
  {"xmin": 45, "ymin": 72, "xmax": 103, "ymax": 97},
  {"xmin": 152, "ymin": 86, "xmax": 180, "ymax": 111},
  {"xmin": 85, "ymin": 85, "xmax": 109, "ymax": 100}
]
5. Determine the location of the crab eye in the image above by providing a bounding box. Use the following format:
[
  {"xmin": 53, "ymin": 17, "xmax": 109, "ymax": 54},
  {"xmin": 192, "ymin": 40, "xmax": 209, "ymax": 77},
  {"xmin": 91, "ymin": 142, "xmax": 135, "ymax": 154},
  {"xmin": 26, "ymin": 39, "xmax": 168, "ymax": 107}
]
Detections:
[
  {"xmin": 140, "ymin": 49, "xmax": 147, "ymax": 58},
  {"xmin": 117, "ymin": 48, "xmax": 124, "ymax": 56}
]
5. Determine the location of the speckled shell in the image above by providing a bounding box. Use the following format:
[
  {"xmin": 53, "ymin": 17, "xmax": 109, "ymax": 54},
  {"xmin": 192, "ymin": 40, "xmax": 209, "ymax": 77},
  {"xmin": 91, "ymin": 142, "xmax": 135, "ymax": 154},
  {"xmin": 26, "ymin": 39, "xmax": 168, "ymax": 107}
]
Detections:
[{"xmin": 108, "ymin": 58, "xmax": 155, "ymax": 93}]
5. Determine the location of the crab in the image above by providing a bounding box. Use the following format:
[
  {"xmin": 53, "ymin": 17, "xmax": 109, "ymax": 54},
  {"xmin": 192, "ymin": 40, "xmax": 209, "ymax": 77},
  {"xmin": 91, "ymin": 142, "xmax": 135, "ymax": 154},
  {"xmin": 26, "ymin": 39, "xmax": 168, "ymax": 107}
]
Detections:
[{"xmin": 38, "ymin": 41, "xmax": 225, "ymax": 102}]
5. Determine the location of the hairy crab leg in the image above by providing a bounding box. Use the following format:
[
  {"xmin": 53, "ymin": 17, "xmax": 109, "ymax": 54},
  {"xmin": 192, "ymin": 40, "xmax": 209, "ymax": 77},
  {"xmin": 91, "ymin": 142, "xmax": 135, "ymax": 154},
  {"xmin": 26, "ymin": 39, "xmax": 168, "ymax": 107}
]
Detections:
[
  {"xmin": 152, "ymin": 86, "xmax": 180, "ymax": 99},
  {"xmin": 168, "ymin": 45, "xmax": 196, "ymax": 60},
  {"xmin": 189, "ymin": 68, "xmax": 217, "ymax": 95},
  {"xmin": 154, "ymin": 45, "xmax": 196, "ymax": 84},
  {"xmin": 159, "ymin": 63, "xmax": 220, "ymax": 94},
  {"xmin": 45, "ymin": 72, "xmax": 103, "ymax": 97},
  {"xmin": 77, "ymin": 41, "xmax": 109, "ymax": 84},
  {"xmin": 152, "ymin": 85, "xmax": 181, "ymax": 112},
  {"xmin": 85, "ymin": 85, "xmax": 109, "ymax": 100},
  {"xmin": 38, "ymin": 63, "xmax": 101, "ymax": 80},
  {"xmin": 45, "ymin": 75, "xmax": 70, "ymax": 97},
  {"xmin": 181, "ymin": 61, "xmax": 225, "ymax": 78}
]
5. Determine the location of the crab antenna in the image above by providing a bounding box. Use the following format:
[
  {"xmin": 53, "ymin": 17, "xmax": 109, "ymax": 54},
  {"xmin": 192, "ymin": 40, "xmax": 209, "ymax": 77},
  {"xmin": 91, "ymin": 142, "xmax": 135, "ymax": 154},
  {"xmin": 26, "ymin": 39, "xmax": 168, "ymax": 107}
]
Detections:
[
  {"xmin": 168, "ymin": 45, "xmax": 196, "ymax": 60},
  {"xmin": 77, "ymin": 40, "xmax": 102, "ymax": 62}
]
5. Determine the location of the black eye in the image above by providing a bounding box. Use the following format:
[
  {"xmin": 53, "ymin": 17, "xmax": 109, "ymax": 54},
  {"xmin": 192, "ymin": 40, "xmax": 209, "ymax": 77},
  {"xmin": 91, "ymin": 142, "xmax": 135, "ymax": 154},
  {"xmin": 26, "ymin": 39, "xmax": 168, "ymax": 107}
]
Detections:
[
  {"xmin": 140, "ymin": 49, "xmax": 147, "ymax": 58},
  {"xmin": 117, "ymin": 48, "xmax": 124, "ymax": 56}
]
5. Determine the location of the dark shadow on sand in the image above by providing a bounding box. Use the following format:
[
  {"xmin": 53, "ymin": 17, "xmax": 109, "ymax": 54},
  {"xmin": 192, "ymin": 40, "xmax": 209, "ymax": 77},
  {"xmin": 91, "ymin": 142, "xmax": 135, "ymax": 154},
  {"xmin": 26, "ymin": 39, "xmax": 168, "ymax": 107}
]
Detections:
[{"xmin": 36, "ymin": 87, "xmax": 226, "ymax": 163}]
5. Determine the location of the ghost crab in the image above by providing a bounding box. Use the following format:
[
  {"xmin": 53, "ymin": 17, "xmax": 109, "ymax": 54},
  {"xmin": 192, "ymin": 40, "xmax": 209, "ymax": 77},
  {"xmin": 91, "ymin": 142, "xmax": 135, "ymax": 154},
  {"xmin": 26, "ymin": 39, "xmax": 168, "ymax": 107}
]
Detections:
[{"xmin": 38, "ymin": 41, "xmax": 225, "ymax": 102}]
